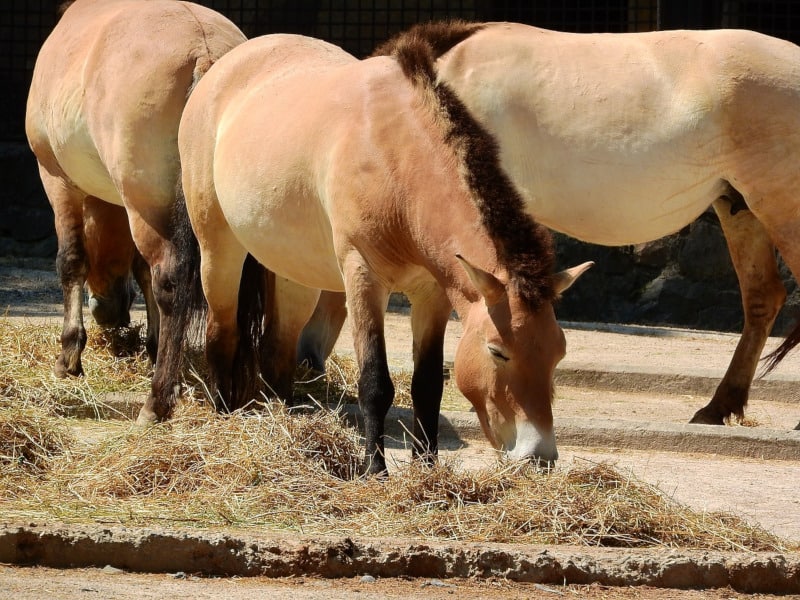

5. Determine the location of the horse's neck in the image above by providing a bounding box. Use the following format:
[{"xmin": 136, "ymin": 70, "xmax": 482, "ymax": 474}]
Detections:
[{"xmin": 407, "ymin": 199, "xmax": 498, "ymax": 317}]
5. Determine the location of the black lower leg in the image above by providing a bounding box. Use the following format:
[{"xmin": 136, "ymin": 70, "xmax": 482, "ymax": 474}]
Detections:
[
  {"xmin": 358, "ymin": 343, "xmax": 394, "ymax": 475},
  {"xmin": 411, "ymin": 342, "xmax": 444, "ymax": 464}
]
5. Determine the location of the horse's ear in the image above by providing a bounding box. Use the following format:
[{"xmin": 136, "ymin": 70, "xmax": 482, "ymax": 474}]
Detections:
[
  {"xmin": 554, "ymin": 261, "xmax": 594, "ymax": 295},
  {"xmin": 456, "ymin": 254, "xmax": 506, "ymax": 306}
]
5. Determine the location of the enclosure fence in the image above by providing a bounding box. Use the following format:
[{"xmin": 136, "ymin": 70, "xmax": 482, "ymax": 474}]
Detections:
[{"xmin": 3, "ymin": 0, "xmax": 800, "ymax": 142}]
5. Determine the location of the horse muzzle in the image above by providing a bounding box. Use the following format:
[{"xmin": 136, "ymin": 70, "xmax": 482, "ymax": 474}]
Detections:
[
  {"xmin": 87, "ymin": 274, "xmax": 136, "ymax": 328},
  {"xmin": 502, "ymin": 420, "xmax": 558, "ymax": 467}
]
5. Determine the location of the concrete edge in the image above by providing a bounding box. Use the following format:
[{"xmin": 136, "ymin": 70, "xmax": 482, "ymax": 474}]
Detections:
[
  {"xmin": 553, "ymin": 367, "xmax": 800, "ymax": 404},
  {"xmin": 1, "ymin": 523, "xmax": 797, "ymax": 593},
  {"xmin": 339, "ymin": 406, "xmax": 800, "ymax": 461}
]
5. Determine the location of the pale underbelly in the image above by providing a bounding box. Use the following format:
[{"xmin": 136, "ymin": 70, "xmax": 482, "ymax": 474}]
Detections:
[
  {"xmin": 222, "ymin": 198, "xmax": 344, "ymax": 292},
  {"xmin": 56, "ymin": 132, "xmax": 123, "ymax": 206},
  {"xmin": 516, "ymin": 174, "xmax": 723, "ymax": 246}
]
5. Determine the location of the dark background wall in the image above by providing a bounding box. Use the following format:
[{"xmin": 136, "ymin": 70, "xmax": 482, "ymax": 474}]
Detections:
[{"xmin": 4, "ymin": 0, "xmax": 800, "ymax": 332}]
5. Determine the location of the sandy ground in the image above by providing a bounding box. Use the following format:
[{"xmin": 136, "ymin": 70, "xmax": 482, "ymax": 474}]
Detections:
[{"xmin": 4, "ymin": 564, "xmax": 797, "ymax": 600}]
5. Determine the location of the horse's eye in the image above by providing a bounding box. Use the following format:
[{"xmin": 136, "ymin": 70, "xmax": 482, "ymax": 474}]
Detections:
[{"xmin": 488, "ymin": 345, "xmax": 509, "ymax": 362}]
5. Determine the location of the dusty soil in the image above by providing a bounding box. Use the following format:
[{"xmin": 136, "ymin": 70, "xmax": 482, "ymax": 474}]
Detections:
[
  {"xmin": 2, "ymin": 258, "xmax": 799, "ymax": 597},
  {"xmin": 4, "ymin": 564, "xmax": 797, "ymax": 599}
]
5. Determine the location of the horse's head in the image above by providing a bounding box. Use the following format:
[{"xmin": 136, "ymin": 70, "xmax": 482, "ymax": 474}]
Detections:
[
  {"xmin": 453, "ymin": 256, "xmax": 592, "ymax": 467},
  {"xmin": 86, "ymin": 272, "xmax": 136, "ymax": 328}
]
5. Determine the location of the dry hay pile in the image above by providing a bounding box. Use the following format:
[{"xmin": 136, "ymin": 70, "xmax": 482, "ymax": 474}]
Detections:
[
  {"xmin": 0, "ymin": 319, "xmax": 151, "ymax": 418},
  {"xmin": 0, "ymin": 317, "xmax": 790, "ymax": 553},
  {"xmin": 0, "ymin": 401, "xmax": 73, "ymax": 476},
  {"xmin": 0, "ymin": 400, "xmax": 787, "ymax": 553}
]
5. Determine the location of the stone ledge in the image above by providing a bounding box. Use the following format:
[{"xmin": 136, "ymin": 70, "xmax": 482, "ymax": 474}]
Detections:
[{"xmin": 1, "ymin": 524, "xmax": 797, "ymax": 593}]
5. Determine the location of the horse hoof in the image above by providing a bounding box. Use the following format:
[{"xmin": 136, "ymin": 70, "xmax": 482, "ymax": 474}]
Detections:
[
  {"xmin": 689, "ymin": 408, "xmax": 725, "ymax": 426},
  {"xmin": 54, "ymin": 357, "xmax": 83, "ymax": 378},
  {"xmin": 135, "ymin": 406, "xmax": 160, "ymax": 426}
]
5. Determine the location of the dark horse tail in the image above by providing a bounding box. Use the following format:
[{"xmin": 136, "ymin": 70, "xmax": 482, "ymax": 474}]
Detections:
[
  {"xmin": 165, "ymin": 180, "xmax": 207, "ymax": 370},
  {"xmin": 762, "ymin": 320, "xmax": 800, "ymax": 374},
  {"xmin": 226, "ymin": 254, "xmax": 273, "ymax": 412},
  {"xmin": 169, "ymin": 177, "xmax": 275, "ymax": 413}
]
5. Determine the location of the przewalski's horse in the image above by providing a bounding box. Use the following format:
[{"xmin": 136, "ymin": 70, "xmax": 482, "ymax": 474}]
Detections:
[
  {"xmin": 178, "ymin": 33, "xmax": 591, "ymax": 474},
  {"xmin": 303, "ymin": 21, "xmax": 800, "ymax": 429},
  {"xmin": 25, "ymin": 0, "xmax": 246, "ymax": 421}
]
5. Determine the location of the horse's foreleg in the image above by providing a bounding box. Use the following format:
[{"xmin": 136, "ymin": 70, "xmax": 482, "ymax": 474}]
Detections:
[
  {"xmin": 343, "ymin": 256, "xmax": 393, "ymax": 475},
  {"xmin": 263, "ymin": 277, "xmax": 321, "ymax": 403},
  {"xmin": 408, "ymin": 286, "xmax": 451, "ymax": 465},
  {"xmin": 691, "ymin": 199, "xmax": 786, "ymax": 424},
  {"xmin": 39, "ymin": 167, "xmax": 88, "ymax": 378},
  {"xmin": 131, "ymin": 248, "xmax": 159, "ymax": 363},
  {"xmin": 296, "ymin": 290, "xmax": 347, "ymax": 372}
]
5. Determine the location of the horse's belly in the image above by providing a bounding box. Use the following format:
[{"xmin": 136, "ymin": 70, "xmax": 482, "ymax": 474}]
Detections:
[
  {"xmin": 222, "ymin": 193, "xmax": 343, "ymax": 291},
  {"xmin": 56, "ymin": 127, "xmax": 123, "ymax": 206},
  {"xmin": 510, "ymin": 158, "xmax": 721, "ymax": 246}
]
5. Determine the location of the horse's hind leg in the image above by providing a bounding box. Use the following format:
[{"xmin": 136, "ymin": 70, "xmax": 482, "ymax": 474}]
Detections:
[
  {"xmin": 690, "ymin": 197, "xmax": 786, "ymax": 424},
  {"xmin": 39, "ymin": 166, "xmax": 89, "ymax": 378},
  {"xmin": 199, "ymin": 234, "xmax": 248, "ymax": 412},
  {"xmin": 131, "ymin": 248, "xmax": 159, "ymax": 363},
  {"xmin": 296, "ymin": 290, "xmax": 347, "ymax": 372},
  {"xmin": 264, "ymin": 277, "xmax": 321, "ymax": 402}
]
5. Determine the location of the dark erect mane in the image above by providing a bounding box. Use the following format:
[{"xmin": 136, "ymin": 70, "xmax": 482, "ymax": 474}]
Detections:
[
  {"xmin": 382, "ymin": 21, "xmax": 556, "ymax": 309},
  {"xmin": 371, "ymin": 19, "xmax": 485, "ymax": 59},
  {"xmin": 58, "ymin": 1, "xmax": 76, "ymax": 16}
]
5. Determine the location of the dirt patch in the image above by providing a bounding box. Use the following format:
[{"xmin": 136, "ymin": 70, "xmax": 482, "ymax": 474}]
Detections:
[{"xmin": 4, "ymin": 565, "xmax": 797, "ymax": 600}]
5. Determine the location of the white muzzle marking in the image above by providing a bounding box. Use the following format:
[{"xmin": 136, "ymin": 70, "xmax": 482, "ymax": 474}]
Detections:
[{"xmin": 503, "ymin": 420, "xmax": 558, "ymax": 464}]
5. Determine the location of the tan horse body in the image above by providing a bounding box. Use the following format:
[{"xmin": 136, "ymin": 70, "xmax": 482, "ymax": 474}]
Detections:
[
  {"xmin": 179, "ymin": 33, "xmax": 589, "ymax": 473},
  {"xmin": 25, "ymin": 0, "xmax": 245, "ymax": 419},
  {"xmin": 304, "ymin": 22, "xmax": 800, "ymax": 428}
]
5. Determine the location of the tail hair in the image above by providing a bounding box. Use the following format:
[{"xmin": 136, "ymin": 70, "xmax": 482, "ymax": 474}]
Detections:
[
  {"xmin": 226, "ymin": 255, "xmax": 273, "ymax": 411},
  {"xmin": 761, "ymin": 319, "xmax": 800, "ymax": 375},
  {"xmin": 168, "ymin": 178, "xmax": 207, "ymax": 353}
]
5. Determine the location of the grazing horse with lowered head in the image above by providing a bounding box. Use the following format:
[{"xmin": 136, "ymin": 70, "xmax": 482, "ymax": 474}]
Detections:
[
  {"xmin": 178, "ymin": 33, "xmax": 591, "ymax": 473},
  {"xmin": 25, "ymin": 0, "xmax": 246, "ymax": 421},
  {"xmin": 301, "ymin": 21, "xmax": 800, "ymax": 429}
]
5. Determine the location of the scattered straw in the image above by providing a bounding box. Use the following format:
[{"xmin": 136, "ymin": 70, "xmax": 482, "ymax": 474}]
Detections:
[
  {"xmin": 0, "ymin": 401, "xmax": 73, "ymax": 475},
  {"xmin": 0, "ymin": 319, "xmax": 150, "ymax": 417},
  {"xmin": 0, "ymin": 400, "xmax": 787, "ymax": 552},
  {"xmin": 0, "ymin": 317, "xmax": 792, "ymax": 553}
]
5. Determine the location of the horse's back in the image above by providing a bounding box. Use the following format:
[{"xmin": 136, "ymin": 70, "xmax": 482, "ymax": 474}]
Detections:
[
  {"xmin": 26, "ymin": 0, "xmax": 245, "ymax": 207},
  {"xmin": 435, "ymin": 24, "xmax": 800, "ymax": 244},
  {"xmin": 181, "ymin": 35, "xmax": 365, "ymax": 290}
]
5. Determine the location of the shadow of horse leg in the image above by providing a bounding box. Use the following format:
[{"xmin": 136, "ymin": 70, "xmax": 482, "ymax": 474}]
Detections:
[
  {"xmin": 40, "ymin": 166, "xmax": 89, "ymax": 378},
  {"xmin": 691, "ymin": 197, "xmax": 786, "ymax": 424},
  {"xmin": 296, "ymin": 290, "xmax": 347, "ymax": 372}
]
